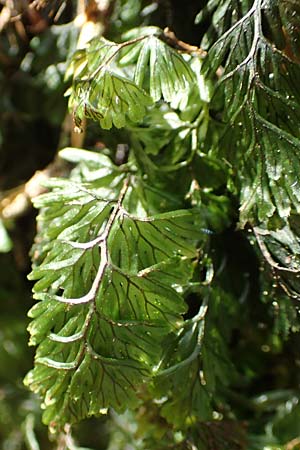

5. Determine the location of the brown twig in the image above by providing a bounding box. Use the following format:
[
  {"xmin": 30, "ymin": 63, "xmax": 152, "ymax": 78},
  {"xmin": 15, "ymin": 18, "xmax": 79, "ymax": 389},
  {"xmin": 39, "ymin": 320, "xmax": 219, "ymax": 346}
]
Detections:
[
  {"xmin": 163, "ymin": 27, "xmax": 206, "ymax": 56},
  {"xmin": 286, "ymin": 437, "xmax": 300, "ymax": 450}
]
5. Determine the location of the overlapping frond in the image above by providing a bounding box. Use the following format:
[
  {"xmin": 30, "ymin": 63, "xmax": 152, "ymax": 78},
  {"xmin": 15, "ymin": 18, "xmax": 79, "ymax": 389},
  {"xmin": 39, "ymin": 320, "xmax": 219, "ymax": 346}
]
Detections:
[
  {"xmin": 66, "ymin": 27, "xmax": 196, "ymax": 130},
  {"xmin": 197, "ymin": 0, "xmax": 300, "ymax": 332},
  {"xmin": 25, "ymin": 148, "xmax": 208, "ymax": 430},
  {"xmin": 152, "ymin": 286, "xmax": 234, "ymax": 427},
  {"xmin": 119, "ymin": 27, "xmax": 195, "ymax": 103},
  {"xmin": 20, "ymin": 1, "xmax": 300, "ymax": 446},
  {"xmin": 200, "ymin": 0, "xmax": 300, "ymax": 225},
  {"xmin": 253, "ymin": 222, "xmax": 300, "ymax": 334},
  {"xmin": 154, "ymin": 305, "xmax": 212, "ymax": 426}
]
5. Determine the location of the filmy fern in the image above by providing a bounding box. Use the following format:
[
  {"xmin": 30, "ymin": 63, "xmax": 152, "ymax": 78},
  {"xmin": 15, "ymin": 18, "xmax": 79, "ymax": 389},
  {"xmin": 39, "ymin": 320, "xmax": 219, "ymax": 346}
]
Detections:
[
  {"xmin": 201, "ymin": 0, "xmax": 300, "ymax": 224},
  {"xmin": 198, "ymin": 0, "xmax": 300, "ymax": 335},
  {"xmin": 25, "ymin": 148, "xmax": 211, "ymax": 430},
  {"xmin": 25, "ymin": 2, "xmax": 300, "ymax": 448},
  {"xmin": 66, "ymin": 27, "xmax": 195, "ymax": 130}
]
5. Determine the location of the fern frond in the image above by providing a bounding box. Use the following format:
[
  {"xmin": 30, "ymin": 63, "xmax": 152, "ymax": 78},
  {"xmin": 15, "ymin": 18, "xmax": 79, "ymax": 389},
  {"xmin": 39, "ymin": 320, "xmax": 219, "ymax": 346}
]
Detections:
[
  {"xmin": 120, "ymin": 27, "xmax": 195, "ymax": 103},
  {"xmin": 196, "ymin": 0, "xmax": 253, "ymax": 49},
  {"xmin": 153, "ymin": 286, "xmax": 234, "ymax": 427},
  {"xmin": 25, "ymin": 148, "xmax": 208, "ymax": 430},
  {"xmin": 154, "ymin": 304, "xmax": 212, "ymax": 426},
  {"xmin": 200, "ymin": 0, "xmax": 300, "ymax": 225},
  {"xmin": 66, "ymin": 28, "xmax": 196, "ymax": 130},
  {"xmin": 254, "ymin": 222, "xmax": 300, "ymax": 298}
]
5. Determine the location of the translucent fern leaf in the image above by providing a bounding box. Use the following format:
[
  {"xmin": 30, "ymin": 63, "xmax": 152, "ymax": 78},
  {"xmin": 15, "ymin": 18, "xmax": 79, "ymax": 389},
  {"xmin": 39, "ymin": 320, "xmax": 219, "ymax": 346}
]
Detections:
[
  {"xmin": 250, "ymin": 220, "xmax": 300, "ymax": 334},
  {"xmin": 120, "ymin": 27, "xmax": 195, "ymax": 102},
  {"xmin": 25, "ymin": 148, "xmax": 207, "ymax": 430},
  {"xmin": 154, "ymin": 306, "xmax": 212, "ymax": 426},
  {"xmin": 196, "ymin": 0, "xmax": 253, "ymax": 49},
  {"xmin": 154, "ymin": 287, "xmax": 233, "ymax": 426},
  {"xmin": 253, "ymin": 222, "xmax": 300, "ymax": 298},
  {"xmin": 66, "ymin": 37, "xmax": 152, "ymax": 130},
  {"xmin": 68, "ymin": 68, "xmax": 152, "ymax": 130},
  {"xmin": 200, "ymin": 0, "xmax": 300, "ymax": 225},
  {"xmin": 66, "ymin": 28, "xmax": 196, "ymax": 130}
]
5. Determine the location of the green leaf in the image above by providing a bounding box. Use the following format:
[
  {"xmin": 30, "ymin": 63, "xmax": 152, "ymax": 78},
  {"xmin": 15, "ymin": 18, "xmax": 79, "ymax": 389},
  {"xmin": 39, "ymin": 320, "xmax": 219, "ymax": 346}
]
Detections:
[
  {"xmin": 199, "ymin": 0, "xmax": 300, "ymax": 332},
  {"xmin": 66, "ymin": 37, "xmax": 152, "ymax": 130},
  {"xmin": 120, "ymin": 27, "xmax": 195, "ymax": 103},
  {"xmin": 25, "ymin": 148, "xmax": 207, "ymax": 430},
  {"xmin": 252, "ymin": 222, "xmax": 300, "ymax": 334},
  {"xmin": 66, "ymin": 28, "xmax": 196, "ymax": 130},
  {"xmin": 153, "ymin": 285, "xmax": 234, "ymax": 427},
  {"xmin": 68, "ymin": 70, "xmax": 152, "ymax": 130},
  {"xmin": 196, "ymin": 0, "xmax": 253, "ymax": 50},
  {"xmin": 200, "ymin": 0, "xmax": 300, "ymax": 225},
  {"xmin": 154, "ymin": 307, "xmax": 213, "ymax": 427}
]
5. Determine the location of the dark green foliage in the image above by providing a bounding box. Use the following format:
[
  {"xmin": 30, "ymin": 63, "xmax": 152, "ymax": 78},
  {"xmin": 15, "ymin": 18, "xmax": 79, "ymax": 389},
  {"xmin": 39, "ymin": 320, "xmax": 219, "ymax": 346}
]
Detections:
[
  {"xmin": 25, "ymin": 145, "xmax": 219, "ymax": 430},
  {"xmin": 1, "ymin": 0, "xmax": 300, "ymax": 449},
  {"xmin": 201, "ymin": 0, "xmax": 300, "ymax": 224},
  {"xmin": 198, "ymin": 0, "xmax": 300, "ymax": 338}
]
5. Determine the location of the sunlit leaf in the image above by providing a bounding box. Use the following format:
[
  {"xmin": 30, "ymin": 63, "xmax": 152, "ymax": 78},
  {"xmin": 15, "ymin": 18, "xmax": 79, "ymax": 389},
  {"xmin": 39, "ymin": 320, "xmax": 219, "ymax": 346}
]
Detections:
[
  {"xmin": 66, "ymin": 27, "xmax": 196, "ymax": 130},
  {"xmin": 25, "ymin": 148, "xmax": 209, "ymax": 430},
  {"xmin": 120, "ymin": 27, "xmax": 195, "ymax": 102},
  {"xmin": 201, "ymin": 0, "xmax": 300, "ymax": 225}
]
